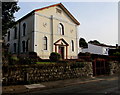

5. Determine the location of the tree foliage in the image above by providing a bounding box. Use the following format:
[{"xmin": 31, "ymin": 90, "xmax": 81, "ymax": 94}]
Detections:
[
  {"xmin": 88, "ymin": 40, "xmax": 100, "ymax": 45},
  {"xmin": 2, "ymin": 1, "xmax": 20, "ymax": 35},
  {"xmin": 79, "ymin": 38, "xmax": 88, "ymax": 48}
]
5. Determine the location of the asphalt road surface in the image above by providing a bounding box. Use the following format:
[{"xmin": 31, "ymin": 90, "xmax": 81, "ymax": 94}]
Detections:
[{"xmin": 23, "ymin": 77, "xmax": 119, "ymax": 94}]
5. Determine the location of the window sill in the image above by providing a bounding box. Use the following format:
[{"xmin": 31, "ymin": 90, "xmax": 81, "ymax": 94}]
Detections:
[{"xmin": 43, "ymin": 50, "xmax": 49, "ymax": 52}]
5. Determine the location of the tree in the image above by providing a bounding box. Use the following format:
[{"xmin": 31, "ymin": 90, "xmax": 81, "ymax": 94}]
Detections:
[
  {"xmin": 88, "ymin": 40, "xmax": 100, "ymax": 45},
  {"xmin": 79, "ymin": 38, "xmax": 88, "ymax": 48},
  {"xmin": 2, "ymin": 1, "xmax": 20, "ymax": 36}
]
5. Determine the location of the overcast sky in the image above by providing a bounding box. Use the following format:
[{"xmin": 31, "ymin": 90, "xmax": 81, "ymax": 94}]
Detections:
[{"xmin": 15, "ymin": 1, "xmax": 118, "ymax": 46}]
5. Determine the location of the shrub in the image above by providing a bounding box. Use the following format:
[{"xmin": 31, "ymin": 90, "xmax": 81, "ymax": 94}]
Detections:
[
  {"xmin": 113, "ymin": 52, "xmax": 120, "ymax": 62},
  {"xmin": 49, "ymin": 52, "xmax": 61, "ymax": 62},
  {"xmin": 113, "ymin": 52, "xmax": 120, "ymax": 56},
  {"xmin": 29, "ymin": 52, "xmax": 37, "ymax": 58},
  {"xmin": 28, "ymin": 52, "xmax": 41, "ymax": 63},
  {"xmin": 7, "ymin": 55, "xmax": 19, "ymax": 65},
  {"xmin": 78, "ymin": 52, "xmax": 91, "ymax": 61},
  {"xmin": 18, "ymin": 57, "xmax": 31, "ymax": 64}
]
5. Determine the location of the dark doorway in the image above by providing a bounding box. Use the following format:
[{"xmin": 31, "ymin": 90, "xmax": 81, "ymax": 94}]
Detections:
[{"xmin": 58, "ymin": 46, "xmax": 64, "ymax": 59}]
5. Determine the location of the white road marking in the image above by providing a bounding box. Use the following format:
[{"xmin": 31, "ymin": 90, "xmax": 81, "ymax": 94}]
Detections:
[{"xmin": 25, "ymin": 84, "xmax": 46, "ymax": 89}]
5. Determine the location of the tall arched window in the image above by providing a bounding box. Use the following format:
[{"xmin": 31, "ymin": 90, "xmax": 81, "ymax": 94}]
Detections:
[
  {"xmin": 22, "ymin": 41, "xmax": 25, "ymax": 52},
  {"xmin": 71, "ymin": 40, "xmax": 74, "ymax": 52},
  {"xmin": 58, "ymin": 23, "xmax": 64, "ymax": 35},
  {"xmin": 13, "ymin": 43, "xmax": 16, "ymax": 53},
  {"xmin": 26, "ymin": 39, "xmax": 29, "ymax": 52},
  {"xmin": 7, "ymin": 43, "xmax": 10, "ymax": 52},
  {"xmin": 23, "ymin": 23, "xmax": 26, "ymax": 36},
  {"xmin": 8, "ymin": 31, "xmax": 10, "ymax": 41},
  {"xmin": 43, "ymin": 36, "xmax": 47, "ymax": 50},
  {"xmin": 14, "ymin": 27, "xmax": 17, "ymax": 39}
]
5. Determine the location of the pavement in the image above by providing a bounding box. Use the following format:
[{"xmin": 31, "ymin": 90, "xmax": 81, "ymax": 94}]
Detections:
[{"xmin": 2, "ymin": 75, "xmax": 120, "ymax": 94}]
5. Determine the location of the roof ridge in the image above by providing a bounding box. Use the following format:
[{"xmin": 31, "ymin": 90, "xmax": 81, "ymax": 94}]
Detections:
[
  {"xmin": 34, "ymin": 3, "xmax": 62, "ymax": 12},
  {"xmin": 16, "ymin": 3, "xmax": 80, "ymax": 25}
]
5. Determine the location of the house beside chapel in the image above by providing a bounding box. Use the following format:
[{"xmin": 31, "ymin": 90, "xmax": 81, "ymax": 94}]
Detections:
[
  {"xmin": 4, "ymin": 3, "xmax": 80, "ymax": 59},
  {"xmin": 80, "ymin": 43, "xmax": 116, "ymax": 55}
]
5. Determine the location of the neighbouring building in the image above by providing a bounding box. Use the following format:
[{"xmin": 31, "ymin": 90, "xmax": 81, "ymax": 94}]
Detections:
[
  {"xmin": 80, "ymin": 43, "xmax": 116, "ymax": 55},
  {"xmin": 4, "ymin": 3, "xmax": 80, "ymax": 59}
]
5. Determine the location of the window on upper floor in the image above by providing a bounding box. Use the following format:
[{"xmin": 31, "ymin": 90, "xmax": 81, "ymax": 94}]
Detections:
[
  {"xmin": 58, "ymin": 23, "xmax": 64, "ymax": 35},
  {"xmin": 23, "ymin": 23, "xmax": 26, "ymax": 36},
  {"xmin": 71, "ymin": 40, "xmax": 74, "ymax": 52},
  {"xmin": 43, "ymin": 36, "xmax": 47, "ymax": 50},
  {"xmin": 13, "ymin": 43, "xmax": 17, "ymax": 53},
  {"xmin": 8, "ymin": 31, "xmax": 10, "ymax": 41},
  {"xmin": 14, "ymin": 27, "xmax": 17, "ymax": 39}
]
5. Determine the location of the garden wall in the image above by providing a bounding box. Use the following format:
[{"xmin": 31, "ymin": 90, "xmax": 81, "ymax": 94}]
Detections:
[
  {"xmin": 2, "ymin": 62, "xmax": 93, "ymax": 85},
  {"xmin": 109, "ymin": 61, "xmax": 120, "ymax": 75}
]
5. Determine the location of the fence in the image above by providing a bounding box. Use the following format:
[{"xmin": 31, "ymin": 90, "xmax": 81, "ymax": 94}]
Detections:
[{"xmin": 2, "ymin": 62, "xmax": 93, "ymax": 86}]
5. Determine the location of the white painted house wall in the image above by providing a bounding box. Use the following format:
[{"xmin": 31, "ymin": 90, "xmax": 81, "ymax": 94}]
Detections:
[
  {"xmin": 80, "ymin": 43, "xmax": 115, "ymax": 55},
  {"xmin": 88, "ymin": 43, "xmax": 109, "ymax": 55}
]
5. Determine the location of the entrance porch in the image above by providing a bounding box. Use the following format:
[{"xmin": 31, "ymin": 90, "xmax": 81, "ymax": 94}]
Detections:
[{"xmin": 54, "ymin": 38, "xmax": 69, "ymax": 59}]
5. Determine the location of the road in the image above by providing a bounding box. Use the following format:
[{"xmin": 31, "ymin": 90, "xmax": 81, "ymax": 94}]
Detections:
[{"xmin": 23, "ymin": 77, "xmax": 119, "ymax": 94}]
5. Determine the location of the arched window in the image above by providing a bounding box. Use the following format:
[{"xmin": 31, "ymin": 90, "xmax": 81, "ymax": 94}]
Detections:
[
  {"xmin": 71, "ymin": 40, "xmax": 74, "ymax": 52},
  {"xmin": 7, "ymin": 43, "xmax": 10, "ymax": 52},
  {"xmin": 23, "ymin": 23, "xmax": 26, "ymax": 36},
  {"xmin": 58, "ymin": 23, "xmax": 64, "ymax": 35},
  {"xmin": 26, "ymin": 39, "xmax": 29, "ymax": 52},
  {"xmin": 13, "ymin": 43, "xmax": 16, "ymax": 53},
  {"xmin": 43, "ymin": 36, "xmax": 47, "ymax": 50},
  {"xmin": 22, "ymin": 41, "xmax": 25, "ymax": 52},
  {"xmin": 8, "ymin": 31, "xmax": 10, "ymax": 41},
  {"xmin": 14, "ymin": 27, "xmax": 17, "ymax": 39}
]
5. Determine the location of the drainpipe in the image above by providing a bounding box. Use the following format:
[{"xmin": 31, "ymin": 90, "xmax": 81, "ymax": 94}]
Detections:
[
  {"xmin": 51, "ymin": 15, "xmax": 54, "ymax": 52},
  {"xmin": 76, "ymin": 25, "xmax": 78, "ymax": 59}
]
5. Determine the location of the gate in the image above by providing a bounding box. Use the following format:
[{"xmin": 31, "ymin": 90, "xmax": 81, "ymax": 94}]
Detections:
[{"xmin": 93, "ymin": 58, "xmax": 110, "ymax": 76}]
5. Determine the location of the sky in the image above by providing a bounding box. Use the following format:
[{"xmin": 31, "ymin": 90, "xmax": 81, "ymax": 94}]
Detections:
[{"xmin": 14, "ymin": 1, "xmax": 118, "ymax": 46}]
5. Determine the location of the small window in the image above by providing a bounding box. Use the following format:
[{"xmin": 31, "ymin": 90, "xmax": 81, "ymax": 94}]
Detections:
[
  {"xmin": 22, "ymin": 41, "xmax": 25, "ymax": 52},
  {"xmin": 14, "ymin": 27, "xmax": 17, "ymax": 39},
  {"xmin": 43, "ymin": 36, "xmax": 47, "ymax": 50},
  {"xmin": 71, "ymin": 40, "xmax": 74, "ymax": 52},
  {"xmin": 23, "ymin": 23, "xmax": 26, "ymax": 36},
  {"xmin": 8, "ymin": 31, "xmax": 10, "ymax": 41},
  {"xmin": 13, "ymin": 43, "xmax": 17, "ymax": 53},
  {"xmin": 58, "ymin": 23, "xmax": 64, "ymax": 35}
]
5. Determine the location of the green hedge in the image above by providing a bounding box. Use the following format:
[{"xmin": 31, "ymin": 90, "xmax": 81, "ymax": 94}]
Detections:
[{"xmin": 49, "ymin": 52, "xmax": 61, "ymax": 62}]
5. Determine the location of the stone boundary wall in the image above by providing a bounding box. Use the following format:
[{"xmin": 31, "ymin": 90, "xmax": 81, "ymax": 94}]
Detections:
[
  {"xmin": 109, "ymin": 61, "xmax": 120, "ymax": 75},
  {"xmin": 2, "ymin": 62, "xmax": 93, "ymax": 85}
]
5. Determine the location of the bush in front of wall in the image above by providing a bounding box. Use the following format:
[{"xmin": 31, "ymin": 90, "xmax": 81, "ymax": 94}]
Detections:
[
  {"xmin": 49, "ymin": 52, "xmax": 61, "ymax": 62},
  {"xmin": 113, "ymin": 52, "xmax": 120, "ymax": 62},
  {"xmin": 18, "ymin": 57, "xmax": 31, "ymax": 64},
  {"xmin": 28, "ymin": 52, "xmax": 41, "ymax": 63},
  {"xmin": 6, "ymin": 55, "xmax": 19, "ymax": 65}
]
